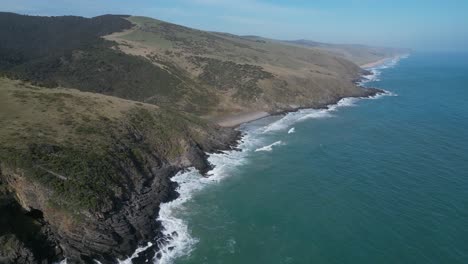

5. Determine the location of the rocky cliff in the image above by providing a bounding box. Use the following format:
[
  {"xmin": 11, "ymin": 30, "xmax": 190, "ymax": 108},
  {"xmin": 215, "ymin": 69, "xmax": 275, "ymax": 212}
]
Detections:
[
  {"xmin": 0, "ymin": 12, "xmax": 398, "ymax": 263},
  {"xmin": 0, "ymin": 79, "xmax": 239, "ymax": 263}
]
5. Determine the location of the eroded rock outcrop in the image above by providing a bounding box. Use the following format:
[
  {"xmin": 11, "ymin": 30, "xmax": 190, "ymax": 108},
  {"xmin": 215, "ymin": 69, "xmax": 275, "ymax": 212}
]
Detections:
[{"xmin": 0, "ymin": 80, "xmax": 240, "ymax": 263}]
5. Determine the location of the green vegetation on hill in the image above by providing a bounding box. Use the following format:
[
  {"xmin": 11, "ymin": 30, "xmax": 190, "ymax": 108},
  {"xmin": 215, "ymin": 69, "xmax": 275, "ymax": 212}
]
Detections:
[
  {"xmin": 0, "ymin": 13, "xmax": 404, "ymax": 211},
  {"xmin": 108, "ymin": 15, "xmax": 380, "ymax": 118},
  {"xmin": 0, "ymin": 12, "xmax": 405, "ymax": 262},
  {"xmin": 0, "ymin": 12, "xmax": 218, "ymax": 114},
  {"xmin": 0, "ymin": 78, "xmax": 219, "ymax": 212},
  {"xmin": 0, "ymin": 77, "xmax": 238, "ymax": 262},
  {"xmin": 0, "ymin": 12, "xmax": 132, "ymax": 68},
  {"xmin": 0, "ymin": 13, "xmax": 404, "ymax": 120}
]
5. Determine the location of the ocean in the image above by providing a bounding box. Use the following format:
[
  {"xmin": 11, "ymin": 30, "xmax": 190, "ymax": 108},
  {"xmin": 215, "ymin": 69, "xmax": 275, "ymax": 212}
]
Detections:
[{"xmin": 143, "ymin": 52, "xmax": 468, "ymax": 264}]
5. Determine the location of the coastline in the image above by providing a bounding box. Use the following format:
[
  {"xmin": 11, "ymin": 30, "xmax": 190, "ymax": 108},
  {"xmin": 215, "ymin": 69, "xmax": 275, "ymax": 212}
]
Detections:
[
  {"xmin": 215, "ymin": 55, "xmax": 406, "ymax": 128},
  {"xmin": 215, "ymin": 111, "xmax": 269, "ymax": 127},
  {"xmin": 360, "ymin": 58, "xmax": 390, "ymax": 68},
  {"xmin": 156, "ymin": 52, "xmax": 468, "ymax": 264},
  {"xmin": 118, "ymin": 56, "xmax": 399, "ymax": 263},
  {"xmin": 216, "ymin": 88, "xmax": 385, "ymax": 128},
  {"xmin": 360, "ymin": 54, "xmax": 410, "ymax": 69},
  {"xmin": 122, "ymin": 89, "xmax": 384, "ymax": 263},
  {"xmin": 0, "ymin": 12, "xmax": 416, "ymax": 263}
]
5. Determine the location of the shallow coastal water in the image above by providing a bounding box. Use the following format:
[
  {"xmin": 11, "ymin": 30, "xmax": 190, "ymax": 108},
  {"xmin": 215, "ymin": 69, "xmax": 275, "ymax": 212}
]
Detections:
[{"xmin": 154, "ymin": 52, "xmax": 468, "ymax": 264}]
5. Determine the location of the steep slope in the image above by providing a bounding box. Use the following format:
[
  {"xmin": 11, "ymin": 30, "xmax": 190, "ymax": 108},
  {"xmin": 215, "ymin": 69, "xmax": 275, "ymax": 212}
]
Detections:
[
  {"xmin": 0, "ymin": 13, "xmax": 396, "ymax": 262},
  {"xmin": 0, "ymin": 12, "xmax": 218, "ymax": 114},
  {"xmin": 105, "ymin": 16, "xmax": 379, "ymax": 120},
  {"xmin": 0, "ymin": 13, "xmax": 393, "ymax": 122},
  {"xmin": 0, "ymin": 78, "xmax": 239, "ymax": 263}
]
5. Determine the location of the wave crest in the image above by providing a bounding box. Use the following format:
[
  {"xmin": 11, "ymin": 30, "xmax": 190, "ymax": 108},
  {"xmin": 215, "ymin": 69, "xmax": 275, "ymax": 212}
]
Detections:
[
  {"xmin": 118, "ymin": 54, "xmax": 409, "ymax": 264},
  {"xmin": 254, "ymin": 141, "xmax": 283, "ymax": 152}
]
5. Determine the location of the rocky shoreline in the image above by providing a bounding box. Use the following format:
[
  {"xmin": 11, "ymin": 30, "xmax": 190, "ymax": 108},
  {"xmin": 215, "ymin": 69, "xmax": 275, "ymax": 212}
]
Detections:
[
  {"xmin": 102, "ymin": 129, "xmax": 243, "ymax": 264},
  {"xmin": 122, "ymin": 85, "xmax": 385, "ymax": 264},
  {"xmin": 0, "ymin": 81, "xmax": 382, "ymax": 264},
  {"xmin": 0, "ymin": 11, "xmax": 405, "ymax": 264},
  {"xmin": 269, "ymin": 87, "xmax": 384, "ymax": 118},
  {"xmin": 0, "ymin": 125, "xmax": 242, "ymax": 264},
  {"xmin": 218, "ymin": 86, "xmax": 385, "ymax": 129}
]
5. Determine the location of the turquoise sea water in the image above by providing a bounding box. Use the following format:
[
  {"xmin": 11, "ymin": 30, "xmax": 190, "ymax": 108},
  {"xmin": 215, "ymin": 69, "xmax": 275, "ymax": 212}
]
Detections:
[{"xmin": 155, "ymin": 53, "xmax": 468, "ymax": 264}]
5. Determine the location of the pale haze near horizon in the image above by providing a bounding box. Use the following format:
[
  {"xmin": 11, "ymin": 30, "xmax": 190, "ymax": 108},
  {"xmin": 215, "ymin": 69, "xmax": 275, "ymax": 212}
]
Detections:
[{"xmin": 1, "ymin": 0, "xmax": 467, "ymax": 51}]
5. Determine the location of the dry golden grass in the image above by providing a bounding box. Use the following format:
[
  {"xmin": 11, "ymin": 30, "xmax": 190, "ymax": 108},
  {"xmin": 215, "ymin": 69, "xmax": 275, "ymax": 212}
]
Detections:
[
  {"xmin": 0, "ymin": 77, "xmax": 232, "ymax": 211},
  {"xmin": 0, "ymin": 78, "xmax": 158, "ymax": 148},
  {"xmin": 105, "ymin": 16, "xmax": 375, "ymax": 121}
]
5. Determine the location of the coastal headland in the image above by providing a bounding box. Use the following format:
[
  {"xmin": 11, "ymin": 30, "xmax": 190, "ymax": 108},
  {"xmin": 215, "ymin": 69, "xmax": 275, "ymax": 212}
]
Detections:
[{"xmin": 0, "ymin": 12, "xmax": 408, "ymax": 263}]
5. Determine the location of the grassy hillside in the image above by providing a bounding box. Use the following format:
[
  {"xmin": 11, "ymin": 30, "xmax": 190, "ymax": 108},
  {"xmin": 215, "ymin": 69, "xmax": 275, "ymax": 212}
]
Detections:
[
  {"xmin": 0, "ymin": 12, "xmax": 400, "ymax": 262},
  {"xmin": 0, "ymin": 77, "xmax": 238, "ymax": 262},
  {"xmin": 0, "ymin": 77, "xmax": 223, "ymax": 211},
  {"xmin": 0, "ymin": 13, "xmax": 218, "ymax": 114},
  {"xmin": 0, "ymin": 13, "xmax": 400, "ymax": 122},
  {"xmin": 105, "ymin": 16, "xmax": 381, "ymax": 119}
]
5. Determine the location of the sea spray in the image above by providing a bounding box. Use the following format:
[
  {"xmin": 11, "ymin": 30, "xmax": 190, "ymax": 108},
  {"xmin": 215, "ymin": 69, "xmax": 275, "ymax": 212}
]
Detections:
[
  {"xmin": 255, "ymin": 141, "xmax": 283, "ymax": 152},
  {"xmin": 149, "ymin": 130, "xmax": 270, "ymax": 263},
  {"xmin": 359, "ymin": 55, "xmax": 409, "ymax": 86},
  {"xmin": 118, "ymin": 243, "xmax": 153, "ymax": 264},
  {"xmin": 118, "ymin": 54, "xmax": 409, "ymax": 264},
  {"xmin": 263, "ymin": 98, "xmax": 358, "ymax": 133},
  {"xmin": 148, "ymin": 93, "xmax": 395, "ymax": 262},
  {"xmin": 165, "ymin": 53, "xmax": 468, "ymax": 264},
  {"xmin": 116, "ymin": 129, "xmax": 268, "ymax": 263}
]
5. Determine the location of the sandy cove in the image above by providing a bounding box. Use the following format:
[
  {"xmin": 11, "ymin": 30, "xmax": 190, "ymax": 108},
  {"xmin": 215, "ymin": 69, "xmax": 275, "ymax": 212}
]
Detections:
[
  {"xmin": 215, "ymin": 111, "xmax": 270, "ymax": 127},
  {"xmin": 360, "ymin": 58, "xmax": 390, "ymax": 68},
  {"xmin": 215, "ymin": 56, "xmax": 404, "ymax": 128}
]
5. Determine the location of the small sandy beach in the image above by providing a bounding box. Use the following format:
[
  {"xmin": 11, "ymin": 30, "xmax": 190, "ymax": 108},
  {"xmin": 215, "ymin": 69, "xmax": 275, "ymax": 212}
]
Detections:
[
  {"xmin": 216, "ymin": 111, "xmax": 269, "ymax": 127},
  {"xmin": 360, "ymin": 58, "xmax": 390, "ymax": 68},
  {"xmin": 215, "ymin": 56, "xmax": 403, "ymax": 127}
]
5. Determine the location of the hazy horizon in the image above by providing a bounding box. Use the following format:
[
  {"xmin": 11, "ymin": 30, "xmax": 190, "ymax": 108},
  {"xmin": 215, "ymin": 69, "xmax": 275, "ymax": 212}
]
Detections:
[{"xmin": 2, "ymin": 0, "xmax": 467, "ymax": 51}]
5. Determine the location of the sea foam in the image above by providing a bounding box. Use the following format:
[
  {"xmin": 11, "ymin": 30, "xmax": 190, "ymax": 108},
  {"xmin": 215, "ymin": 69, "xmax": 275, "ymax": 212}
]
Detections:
[
  {"xmin": 359, "ymin": 55, "xmax": 409, "ymax": 86},
  {"xmin": 116, "ymin": 54, "xmax": 409, "ymax": 264},
  {"xmin": 117, "ymin": 128, "xmax": 268, "ymax": 263},
  {"xmin": 255, "ymin": 141, "xmax": 283, "ymax": 152},
  {"xmin": 262, "ymin": 97, "xmax": 358, "ymax": 133}
]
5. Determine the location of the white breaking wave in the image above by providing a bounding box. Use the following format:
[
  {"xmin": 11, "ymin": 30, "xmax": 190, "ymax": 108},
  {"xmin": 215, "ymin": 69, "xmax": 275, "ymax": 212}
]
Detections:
[
  {"xmin": 263, "ymin": 97, "xmax": 359, "ymax": 133},
  {"xmin": 368, "ymin": 90, "xmax": 398, "ymax": 100},
  {"xmin": 118, "ymin": 242, "xmax": 153, "ymax": 264},
  {"xmin": 118, "ymin": 128, "xmax": 269, "ymax": 264},
  {"xmin": 296, "ymin": 108, "xmax": 333, "ymax": 122},
  {"xmin": 254, "ymin": 141, "xmax": 283, "ymax": 152},
  {"xmin": 359, "ymin": 68, "xmax": 381, "ymax": 84},
  {"xmin": 110, "ymin": 53, "xmax": 410, "ymax": 264},
  {"xmin": 359, "ymin": 55, "xmax": 409, "ymax": 86}
]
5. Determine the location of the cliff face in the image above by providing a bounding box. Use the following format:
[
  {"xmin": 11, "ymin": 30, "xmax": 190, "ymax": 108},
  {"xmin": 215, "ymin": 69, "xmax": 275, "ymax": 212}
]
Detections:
[
  {"xmin": 0, "ymin": 79, "xmax": 239, "ymax": 263},
  {"xmin": 0, "ymin": 12, "xmax": 397, "ymax": 263},
  {"xmin": 0, "ymin": 142, "xmax": 231, "ymax": 263}
]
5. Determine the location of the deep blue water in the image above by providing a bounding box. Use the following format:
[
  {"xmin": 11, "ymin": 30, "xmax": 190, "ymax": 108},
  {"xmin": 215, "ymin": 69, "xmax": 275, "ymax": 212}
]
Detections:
[{"xmin": 162, "ymin": 53, "xmax": 468, "ymax": 264}]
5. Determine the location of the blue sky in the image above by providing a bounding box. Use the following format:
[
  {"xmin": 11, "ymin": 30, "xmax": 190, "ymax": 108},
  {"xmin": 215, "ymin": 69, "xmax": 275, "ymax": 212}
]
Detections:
[{"xmin": 2, "ymin": 0, "xmax": 467, "ymax": 51}]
